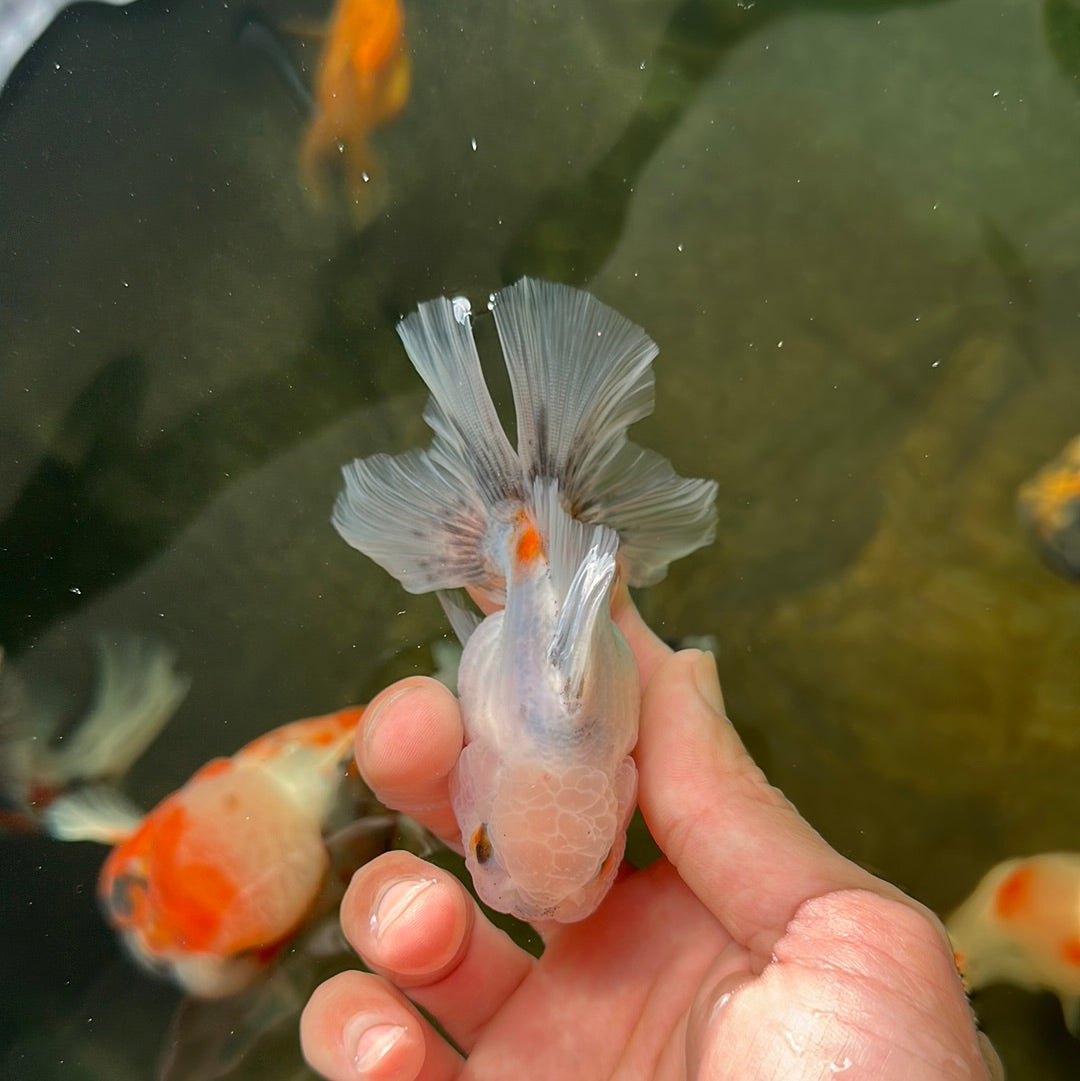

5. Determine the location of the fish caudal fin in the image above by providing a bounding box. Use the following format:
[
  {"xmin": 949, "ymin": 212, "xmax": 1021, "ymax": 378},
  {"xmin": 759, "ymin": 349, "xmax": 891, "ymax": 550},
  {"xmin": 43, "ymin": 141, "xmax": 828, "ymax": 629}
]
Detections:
[
  {"xmin": 399, "ymin": 295, "xmax": 520, "ymax": 506},
  {"xmin": 48, "ymin": 636, "xmax": 189, "ymax": 786},
  {"xmin": 42, "ymin": 785, "xmax": 143, "ymax": 845},
  {"xmin": 491, "ymin": 278, "xmax": 717, "ymax": 586},
  {"xmin": 334, "ymin": 446, "xmax": 494, "ymax": 593},
  {"xmin": 335, "ymin": 278, "xmax": 717, "ymax": 596},
  {"xmin": 333, "ymin": 295, "xmax": 521, "ymax": 595}
]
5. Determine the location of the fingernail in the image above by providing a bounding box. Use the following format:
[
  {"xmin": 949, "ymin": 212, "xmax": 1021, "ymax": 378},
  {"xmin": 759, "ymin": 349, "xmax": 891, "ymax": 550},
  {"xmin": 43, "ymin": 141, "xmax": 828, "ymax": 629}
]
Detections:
[
  {"xmin": 369, "ymin": 875, "xmax": 436, "ymax": 939},
  {"xmin": 691, "ymin": 650, "xmax": 725, "ymax": 716},
  {"xmin": 343, "ymin": 1015, "xmax": 406, "ymax": 1075}
]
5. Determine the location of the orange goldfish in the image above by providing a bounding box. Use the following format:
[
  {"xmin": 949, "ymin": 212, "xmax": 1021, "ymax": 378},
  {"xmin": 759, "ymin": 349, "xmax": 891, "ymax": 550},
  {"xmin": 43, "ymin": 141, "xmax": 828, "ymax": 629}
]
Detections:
[
  {"xmin": 298, "ymin": 0, "xmax": 410, "ymax": 213},
  {"xmin": 947, "ymin": 853, "xmax": 1080, "ymax": 1036},
  {"xmin": 45, "ymin": 705, "xmax": 392, "ymax": 998},
  {"xmin": 1017, "ymin": 433, "xmax": 1080, "ymax": 581}
]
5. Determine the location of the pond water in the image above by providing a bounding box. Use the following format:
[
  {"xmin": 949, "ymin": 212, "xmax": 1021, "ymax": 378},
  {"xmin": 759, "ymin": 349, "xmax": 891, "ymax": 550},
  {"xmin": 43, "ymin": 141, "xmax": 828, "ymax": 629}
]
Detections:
[{"xmin": 1, "ymin": 0, "xmax": 1078, "ymax": 1077}]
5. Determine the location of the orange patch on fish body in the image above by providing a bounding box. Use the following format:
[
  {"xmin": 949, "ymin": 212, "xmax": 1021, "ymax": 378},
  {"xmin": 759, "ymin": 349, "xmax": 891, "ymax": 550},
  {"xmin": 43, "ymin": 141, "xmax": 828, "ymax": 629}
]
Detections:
[
  {"xmin": 299, "ymin": 0, "xmax": 410, "ymax": 214},
  {"xmin": 1061, "ymin": 937, "xmax": 1080, "ymax": 967},
  {"xmin": 994, "ymin": 864, "xmax": 1034, "ymax": 920}
]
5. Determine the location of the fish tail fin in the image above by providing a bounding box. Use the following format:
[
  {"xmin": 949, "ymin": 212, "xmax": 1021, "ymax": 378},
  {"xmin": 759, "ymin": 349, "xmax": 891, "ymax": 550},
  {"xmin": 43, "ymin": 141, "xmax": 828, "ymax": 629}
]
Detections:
[
  {"xmin": 530, "ymin": 479, "xmax": 619, "ymax": 698},
  {"xmin": 333, "ymin": 295, "xmax": 522, "ymax": 595},
  {"xmin": 49, "ymin": 636, "xmax": 188, "ymax": 786},
  {"xmin": 42, "ymin": 785, "xmax": 143, "ymax": 845},
  {"xmin": 492, "ymin": 277, "xmax": 718, "ymax": 585}
]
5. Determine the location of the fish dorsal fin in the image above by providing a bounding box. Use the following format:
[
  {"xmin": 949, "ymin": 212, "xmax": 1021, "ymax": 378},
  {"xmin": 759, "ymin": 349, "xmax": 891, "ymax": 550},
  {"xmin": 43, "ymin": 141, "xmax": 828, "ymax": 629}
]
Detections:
[
  {"xmin": 43, "ymin": 786, "xmax": 144, "ymax": 845},
  {"xmin": 530, "ymin": 479, "xmax": 618, "ymax": 698},
  {"xmin": 493, "ymin": 278, "xmax": 718, "ymax": 587}
]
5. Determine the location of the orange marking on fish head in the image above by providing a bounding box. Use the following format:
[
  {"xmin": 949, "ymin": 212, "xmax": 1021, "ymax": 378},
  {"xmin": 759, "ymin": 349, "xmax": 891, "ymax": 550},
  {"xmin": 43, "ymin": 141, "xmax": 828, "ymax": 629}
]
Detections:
[{"xmin": 144, "ymin": 801, "xmax": 239, "ymax": 953}]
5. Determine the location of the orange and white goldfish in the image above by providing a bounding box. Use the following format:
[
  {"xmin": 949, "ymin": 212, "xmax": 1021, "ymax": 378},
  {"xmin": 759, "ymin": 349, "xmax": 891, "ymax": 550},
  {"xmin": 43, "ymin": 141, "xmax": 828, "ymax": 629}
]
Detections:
[
  {"xmin": 298, "ymin": 0, "xmax": 409, "ymax": 212},
  {"xmin": 333, "ymin": 278, "xmax": 718, "ymax": 922},
  {"xmin": 947, "ymin": 852, "xmax": 1080, "ymax": 1037},
  {"xmin": 1017, "ymin": 434, "xmax": 1080, "ymax": 581},
  {"xmin": 44, "ymin": 704, "xmax": 391, "ymax": 998}
]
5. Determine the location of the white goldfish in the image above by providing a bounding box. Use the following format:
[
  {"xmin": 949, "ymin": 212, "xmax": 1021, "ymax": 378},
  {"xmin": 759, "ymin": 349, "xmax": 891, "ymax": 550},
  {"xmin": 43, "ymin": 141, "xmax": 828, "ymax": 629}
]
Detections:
[
  {"xmin": 333, "ymin": 277, "xmax": 717, "ymax": 922},
  {"xmin": 947, "ymin": 852, "xmax": 1080, "ymax": 1036}
]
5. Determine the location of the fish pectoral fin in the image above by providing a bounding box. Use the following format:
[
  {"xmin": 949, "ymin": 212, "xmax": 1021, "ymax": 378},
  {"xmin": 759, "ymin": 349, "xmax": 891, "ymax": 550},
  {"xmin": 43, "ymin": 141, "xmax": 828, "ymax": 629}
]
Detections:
[
  {"xmin": 43, "ymin": 786, "xmax": 143, "ymax": 845},
  {"xmin": 437, "ymin": 590, "xmax": 482, "ymax": 648}
]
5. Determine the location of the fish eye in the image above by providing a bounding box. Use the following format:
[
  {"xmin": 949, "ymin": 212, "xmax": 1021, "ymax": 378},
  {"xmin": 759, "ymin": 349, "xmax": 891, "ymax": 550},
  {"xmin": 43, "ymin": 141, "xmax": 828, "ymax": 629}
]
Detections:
[
  {"xmin": 471, "ymin": 823, "xmax": 493, "ymax": 865},
  {"xmin": 106, "ymin": 871, "xmax": 147, "ymax": 922}
]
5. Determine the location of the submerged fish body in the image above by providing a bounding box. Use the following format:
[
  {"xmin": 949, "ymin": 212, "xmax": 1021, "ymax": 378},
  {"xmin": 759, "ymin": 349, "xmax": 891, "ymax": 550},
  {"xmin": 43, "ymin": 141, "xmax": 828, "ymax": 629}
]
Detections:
[
  {"xmin": 298, "ymin": 0, "xmax": 409, "ymax": 211},
  {"xmin": 947, "ymin": 852, "xmax": 1080, "ymax": 1036},
  {"xmin": 47, "ymin": 705, "xmax": 379, "ymax": 998},
  {"xmin": 1017, "ymin": 433, "xmax": 1080, "ymax": 581},
  {"xmin": 333, "ymin": 277, "xmax": 717, "ymax": 922}
]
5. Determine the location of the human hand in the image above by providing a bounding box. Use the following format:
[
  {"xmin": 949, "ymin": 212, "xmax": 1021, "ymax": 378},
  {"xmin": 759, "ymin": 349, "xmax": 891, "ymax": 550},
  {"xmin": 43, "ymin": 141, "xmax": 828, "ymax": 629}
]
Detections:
[{"xmin": 301, "ymin": 598, "xmax": 1001, "ymax": 1080}]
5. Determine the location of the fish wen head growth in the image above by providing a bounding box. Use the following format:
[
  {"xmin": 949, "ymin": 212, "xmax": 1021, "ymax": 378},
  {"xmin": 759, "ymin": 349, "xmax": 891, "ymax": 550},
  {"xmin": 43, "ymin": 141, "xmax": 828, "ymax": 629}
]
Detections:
[
  {"xmin": 333, "ymin": 278, "xmax": 718, "ymax": 922},
  {"xmin": 47, "ymin": 706, "xmax": 366, "ymax": 997}
]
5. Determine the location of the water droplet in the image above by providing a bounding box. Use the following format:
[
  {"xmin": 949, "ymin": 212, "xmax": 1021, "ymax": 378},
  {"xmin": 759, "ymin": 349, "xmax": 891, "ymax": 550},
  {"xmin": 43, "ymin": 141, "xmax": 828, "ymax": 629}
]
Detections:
[{"xmin": 451, "ymin": 296, "xmax": 472, "ymax": 326}]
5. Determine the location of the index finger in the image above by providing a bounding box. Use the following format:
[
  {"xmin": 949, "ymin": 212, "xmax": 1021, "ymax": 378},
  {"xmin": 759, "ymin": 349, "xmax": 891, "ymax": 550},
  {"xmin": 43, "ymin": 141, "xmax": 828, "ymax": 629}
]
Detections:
[{"xmin": 357, "ymin": 676, "xmax": 464, "ymax": 848}]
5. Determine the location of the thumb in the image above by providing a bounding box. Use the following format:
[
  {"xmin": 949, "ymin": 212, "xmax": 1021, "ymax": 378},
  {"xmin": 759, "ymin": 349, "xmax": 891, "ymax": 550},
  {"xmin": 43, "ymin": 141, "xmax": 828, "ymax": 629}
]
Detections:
[{"xmin": 635, "ymin": 649, "xmax": 908, "ymax": 959}]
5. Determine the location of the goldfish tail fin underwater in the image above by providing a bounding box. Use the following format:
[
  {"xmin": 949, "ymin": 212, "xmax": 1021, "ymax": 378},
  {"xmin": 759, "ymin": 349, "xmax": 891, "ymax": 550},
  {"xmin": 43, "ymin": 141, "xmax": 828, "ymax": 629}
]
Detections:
[
  {"xmin": 47, "ymin": 635, "xmax": 189, "ymax": 786},
  {"xmin": 0, "ymin": 635, "xmax": 186, "ymax": 828},
  {"xmin": 42, "ymin": 784, "xmax": 143, "ymax": 844},
  {"xmin": 492, "ymin": 277, "xmax": 718, "ymax": 586},
  {"xmin": 333, "ymin": 277, "xmax": 717, "ymax": 600},
  {"xmin": 332, "ymin": 289, "xmax": 518, "ymax": 596}
]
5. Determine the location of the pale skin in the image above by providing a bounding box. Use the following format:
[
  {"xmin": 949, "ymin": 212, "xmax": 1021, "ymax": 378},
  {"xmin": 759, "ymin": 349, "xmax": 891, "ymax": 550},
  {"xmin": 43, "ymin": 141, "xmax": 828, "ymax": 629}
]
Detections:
[{"xmin": 301, "ymin": 595, "xmax": 1002, "ymax": 1080}]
